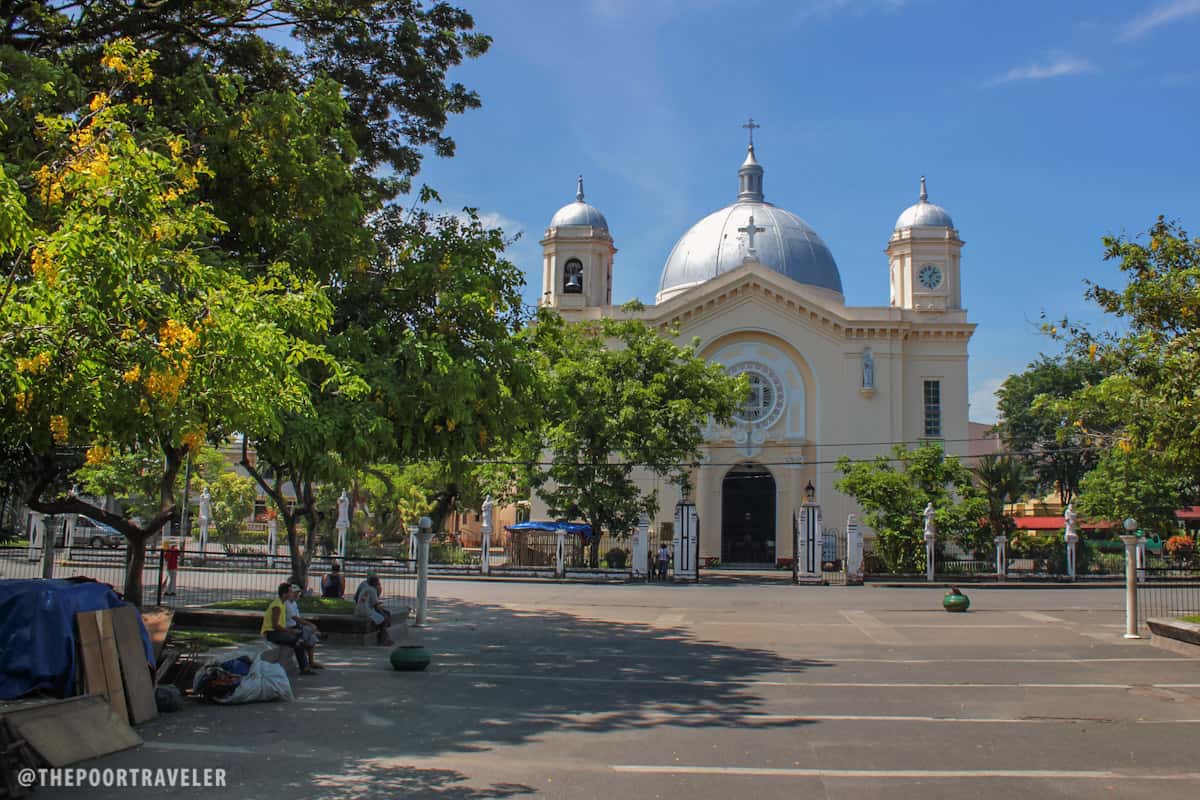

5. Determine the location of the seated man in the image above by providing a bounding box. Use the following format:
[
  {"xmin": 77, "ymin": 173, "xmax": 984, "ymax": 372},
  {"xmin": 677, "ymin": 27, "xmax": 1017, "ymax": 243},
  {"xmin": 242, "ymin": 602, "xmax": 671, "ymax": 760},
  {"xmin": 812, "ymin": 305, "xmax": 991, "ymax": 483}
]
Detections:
[
  {"xmin": 285, "ymin": 584, "xmax": 326, "ymax": 669},
  {"xmin": 261, "ymin": 582, "xmax": 313, "ymax": 675},
  {"xmin": 321, "ymin": 561, "xmax": 345, "ymax": 599},
  {"xmin": 354, "ymin": 574, "xmax": 393, "ymax": 646}
]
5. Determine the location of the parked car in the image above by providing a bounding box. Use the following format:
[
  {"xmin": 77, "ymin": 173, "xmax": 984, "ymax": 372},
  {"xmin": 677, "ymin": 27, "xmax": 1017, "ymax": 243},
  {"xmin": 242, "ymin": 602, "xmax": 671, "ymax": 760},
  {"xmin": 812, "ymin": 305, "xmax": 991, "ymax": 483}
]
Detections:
[{"xmin": 56, "ymin": 515, "xmax": 123, "ymax": 548}]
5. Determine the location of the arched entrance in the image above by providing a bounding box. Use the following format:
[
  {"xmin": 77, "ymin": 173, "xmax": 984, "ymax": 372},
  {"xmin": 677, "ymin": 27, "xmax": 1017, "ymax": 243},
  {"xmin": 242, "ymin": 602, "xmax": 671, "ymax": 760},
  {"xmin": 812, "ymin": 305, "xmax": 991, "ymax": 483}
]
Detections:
[{"xmin": 721, "ymin": 463, "xmax": 776, "ymax": 564}]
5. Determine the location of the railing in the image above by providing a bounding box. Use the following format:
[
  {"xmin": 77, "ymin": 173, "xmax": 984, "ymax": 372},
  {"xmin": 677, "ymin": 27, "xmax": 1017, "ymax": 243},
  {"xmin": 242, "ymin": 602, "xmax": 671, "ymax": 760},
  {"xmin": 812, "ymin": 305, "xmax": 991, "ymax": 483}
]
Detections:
[
  {"xmin": 1138, "ymin": 566, "xmax": 1200, "ymax": 623},
  {"xmin": 0, "ymin": 545, "xmax": 415, "ymax": 612}
]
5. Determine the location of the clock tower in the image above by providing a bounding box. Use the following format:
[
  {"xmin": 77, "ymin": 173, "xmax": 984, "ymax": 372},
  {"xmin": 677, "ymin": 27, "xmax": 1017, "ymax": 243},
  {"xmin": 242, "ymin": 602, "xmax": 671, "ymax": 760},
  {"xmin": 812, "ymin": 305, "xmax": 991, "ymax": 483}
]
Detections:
[{"xmin": 886, "ymin": 177, "xmax": 963, "ymax": 312}]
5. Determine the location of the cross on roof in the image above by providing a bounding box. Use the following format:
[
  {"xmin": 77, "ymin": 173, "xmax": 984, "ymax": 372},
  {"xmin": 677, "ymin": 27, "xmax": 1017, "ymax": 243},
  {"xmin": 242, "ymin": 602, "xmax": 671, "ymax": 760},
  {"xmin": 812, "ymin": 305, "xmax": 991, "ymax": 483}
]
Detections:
[
  {"xmin": 742, "ymin": 117, "xmax": 760, "ymax": 147},
  {"xmin": 739, "ymin": 214, "xmax": 765, "ymax": 253}
]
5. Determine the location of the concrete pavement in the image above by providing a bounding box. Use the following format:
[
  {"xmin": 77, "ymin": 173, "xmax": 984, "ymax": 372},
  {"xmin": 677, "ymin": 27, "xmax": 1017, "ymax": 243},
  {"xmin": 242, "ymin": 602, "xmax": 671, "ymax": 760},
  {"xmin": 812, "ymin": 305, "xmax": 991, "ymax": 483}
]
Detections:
[{"xmin": 56, "ymin": 581, "xmax": 1200, "ymax": 799}]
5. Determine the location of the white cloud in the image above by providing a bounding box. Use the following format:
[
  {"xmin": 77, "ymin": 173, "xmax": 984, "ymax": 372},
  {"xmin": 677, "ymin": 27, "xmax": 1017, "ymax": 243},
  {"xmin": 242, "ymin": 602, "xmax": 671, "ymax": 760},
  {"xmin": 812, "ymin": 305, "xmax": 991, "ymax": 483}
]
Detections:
[
  {"xmin": 993, "ymin": 56, "xmax": 1096, "ymax": 84},
  {"xmin": 1118, "ymin": 0, "xmax": 1200, "ymax": 42},
  {"xmin": 449, "ymin": 210, "xmax": 524, "ymax": 238},
  {"xmin": 969, "ymin": 376, "xmax": 1005, "ymax": 425}
]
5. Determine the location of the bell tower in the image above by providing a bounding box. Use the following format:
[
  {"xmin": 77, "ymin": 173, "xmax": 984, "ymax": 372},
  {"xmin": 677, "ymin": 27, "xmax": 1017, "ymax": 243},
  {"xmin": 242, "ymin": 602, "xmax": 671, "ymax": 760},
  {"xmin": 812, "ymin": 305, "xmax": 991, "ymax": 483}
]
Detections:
[
  {"xmin": 541, "ymin": 176, "xmax": 616, "ymax": 309},
  {"xmin": 887, "ymin": 177, "xmax": 963, "ymax": 312}
]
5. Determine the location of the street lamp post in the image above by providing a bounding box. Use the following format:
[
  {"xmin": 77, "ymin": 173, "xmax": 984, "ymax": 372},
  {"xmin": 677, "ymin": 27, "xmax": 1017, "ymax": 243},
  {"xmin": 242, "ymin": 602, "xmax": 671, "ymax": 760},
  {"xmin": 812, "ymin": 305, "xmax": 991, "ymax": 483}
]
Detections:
[{"xmin": 1121, "ymin": 517, "xmax": 1141, "ymax": 639}]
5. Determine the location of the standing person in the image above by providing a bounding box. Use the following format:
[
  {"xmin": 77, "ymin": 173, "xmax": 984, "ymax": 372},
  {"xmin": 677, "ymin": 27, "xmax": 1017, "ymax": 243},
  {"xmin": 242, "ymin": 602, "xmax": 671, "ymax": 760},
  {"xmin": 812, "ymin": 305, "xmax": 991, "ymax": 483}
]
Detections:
[
  {"xmin": 321, "ymin": 561, "xmax": 345, "ymax": 599},
  {"xmin": 354, "ymin": 574, "xmax": 393, "ymax": 645},
  {"xmin": 261, "ymin": 582, "xmax": 313, "ymax": 675},
  {"xmin": 655, "ymin": 543, "xmax": 671, "ymax": 581},
  {"xmin": 285, "ymin": 584, "xmax": 327, "ymax": 669},
  {"xmin": 163, "ymin": 543, "xmax": 181, "ymax": 596}
]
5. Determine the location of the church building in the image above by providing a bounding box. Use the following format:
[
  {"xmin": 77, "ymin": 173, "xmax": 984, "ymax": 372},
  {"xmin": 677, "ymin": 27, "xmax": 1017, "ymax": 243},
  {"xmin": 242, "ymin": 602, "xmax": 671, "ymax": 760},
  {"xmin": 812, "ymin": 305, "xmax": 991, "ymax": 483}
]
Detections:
[{"xmin": 530, "ymin": 131, "xmax": 975, "ymax": 564}]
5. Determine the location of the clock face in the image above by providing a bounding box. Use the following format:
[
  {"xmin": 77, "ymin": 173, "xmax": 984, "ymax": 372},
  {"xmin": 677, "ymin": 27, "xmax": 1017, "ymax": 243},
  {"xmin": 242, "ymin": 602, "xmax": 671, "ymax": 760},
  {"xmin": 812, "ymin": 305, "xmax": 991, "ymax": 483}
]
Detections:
[{"xmin": 918, "ymin": 264, "xmax": 943, "ymax": 290}]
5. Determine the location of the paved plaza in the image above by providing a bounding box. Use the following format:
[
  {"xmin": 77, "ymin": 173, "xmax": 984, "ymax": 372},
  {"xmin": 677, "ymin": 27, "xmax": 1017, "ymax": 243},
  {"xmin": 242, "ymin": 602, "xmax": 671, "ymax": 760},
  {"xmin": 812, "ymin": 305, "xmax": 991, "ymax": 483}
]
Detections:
[{"xmin": 67, "ymin": 578, "xmax": 1200, "ymax": 799}]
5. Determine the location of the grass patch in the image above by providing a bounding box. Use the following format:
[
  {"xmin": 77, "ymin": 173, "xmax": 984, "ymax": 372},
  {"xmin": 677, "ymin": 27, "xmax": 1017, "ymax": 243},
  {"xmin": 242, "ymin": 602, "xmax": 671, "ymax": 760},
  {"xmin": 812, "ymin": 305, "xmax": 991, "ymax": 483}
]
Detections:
[
  {"xmin": 207, "ymin": 596, "xmax": 354, "ymax": 614},
  {"xmin": 1182, "ymin": 615, "xmax": 1200, "ymax": 625},
  {"xmin": 166, "ymin": 630, "xmax": 260, "ymax": 652}
]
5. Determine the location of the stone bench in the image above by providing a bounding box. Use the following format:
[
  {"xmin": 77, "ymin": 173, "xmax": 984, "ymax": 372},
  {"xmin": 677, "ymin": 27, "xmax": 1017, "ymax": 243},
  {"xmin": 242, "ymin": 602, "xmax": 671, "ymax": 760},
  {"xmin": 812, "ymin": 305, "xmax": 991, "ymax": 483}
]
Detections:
[{"xmin": 174, "ymin": 606, "xmax": 411, "ymax": 645}]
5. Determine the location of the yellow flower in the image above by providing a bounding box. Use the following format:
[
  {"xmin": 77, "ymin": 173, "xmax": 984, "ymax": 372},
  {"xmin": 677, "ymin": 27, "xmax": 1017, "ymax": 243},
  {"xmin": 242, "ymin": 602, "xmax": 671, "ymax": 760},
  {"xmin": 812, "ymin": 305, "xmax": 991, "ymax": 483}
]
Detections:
[
  {"xmin": 1088, "ymin": 342, "xmax": 1098, "ymax": 362},
  {"xmin": 122, "ymin": 365, "xmax": 141, "ymax": 383},
  {"xmin": 16, "ymin": 352, "xmax": 51, "ymax": 374},
  {"xmin": 169, "ymin": 138, "xmax": 183, "ymax": 159},
  {"xmin": 89, "ymin": 92, "xmax": 108, "ymax": 112},
  {"xmin": 181, "ymin": 430, "xmax": 204, "ymax": 453},
  {"xmin": 49, "ymin": 415, "xmax": 69, "ymax": 444},
  {"xmin": 100, "ymin": 54, "xmax": 127, "ymax": 74},
  {"xmin": 85, "ymin": 445, "xmax": 112, "ymax": 466},
  {"xmin": 14, "ymin": 392, "xmax": 30, "ymax": 413}
]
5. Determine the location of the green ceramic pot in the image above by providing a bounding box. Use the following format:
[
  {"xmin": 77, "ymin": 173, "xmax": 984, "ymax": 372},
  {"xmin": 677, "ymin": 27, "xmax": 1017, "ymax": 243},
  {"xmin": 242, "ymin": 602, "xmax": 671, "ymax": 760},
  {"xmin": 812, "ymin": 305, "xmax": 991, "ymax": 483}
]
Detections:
[
  {"xmin": 389, "ymin": 644, "xmax": 431, "ymax": 671},
  {"xmin": 943, "ymin": 592, "xmax": 970, "ymax": 613}
]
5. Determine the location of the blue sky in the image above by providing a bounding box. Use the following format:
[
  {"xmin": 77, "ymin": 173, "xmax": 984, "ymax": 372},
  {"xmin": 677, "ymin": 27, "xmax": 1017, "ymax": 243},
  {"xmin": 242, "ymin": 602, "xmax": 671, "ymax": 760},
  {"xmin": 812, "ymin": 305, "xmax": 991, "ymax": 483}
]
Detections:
[{"xmin": 413, "ymin": 0, "xmax": 1200, "ymax": 423}]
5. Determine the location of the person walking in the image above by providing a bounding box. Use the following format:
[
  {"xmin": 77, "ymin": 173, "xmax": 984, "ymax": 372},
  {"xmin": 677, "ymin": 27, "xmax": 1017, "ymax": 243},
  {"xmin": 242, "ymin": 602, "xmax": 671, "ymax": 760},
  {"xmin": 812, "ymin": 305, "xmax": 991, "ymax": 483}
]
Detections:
[
  {"xmin": 163, "ymin": 543, "xmax": 181, "ymax": 596},
  {"xmin": 656, "ymin": 543, "xmax": 671, "ymax": 581}
]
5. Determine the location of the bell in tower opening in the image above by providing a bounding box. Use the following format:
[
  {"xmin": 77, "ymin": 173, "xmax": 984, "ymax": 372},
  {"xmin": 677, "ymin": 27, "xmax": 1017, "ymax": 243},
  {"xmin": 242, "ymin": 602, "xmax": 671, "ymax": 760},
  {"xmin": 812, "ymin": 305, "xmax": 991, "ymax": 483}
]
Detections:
[{"xmin": 563, "ymin": 259, "xmax": 584, "ymax": 293}]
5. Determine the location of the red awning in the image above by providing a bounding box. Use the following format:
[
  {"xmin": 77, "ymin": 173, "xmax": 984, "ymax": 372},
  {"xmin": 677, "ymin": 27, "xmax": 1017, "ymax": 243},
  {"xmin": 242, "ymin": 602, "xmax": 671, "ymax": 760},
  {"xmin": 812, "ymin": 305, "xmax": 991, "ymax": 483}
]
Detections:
[
  {"xmin": 1176, "ymin": 506, "xmax": 1200, "ymax": 521},
  {"xmin": 1011, "ymin": 516, "xmax": 1116, "ymax": 531}
]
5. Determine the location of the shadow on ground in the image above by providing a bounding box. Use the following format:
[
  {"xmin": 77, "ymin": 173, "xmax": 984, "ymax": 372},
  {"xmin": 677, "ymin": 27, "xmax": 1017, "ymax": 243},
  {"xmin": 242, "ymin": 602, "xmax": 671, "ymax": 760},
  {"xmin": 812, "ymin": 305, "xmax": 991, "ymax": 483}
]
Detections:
[{"xmin": 132, "ymin": 594, "xmax": 828, "ymax": 799}]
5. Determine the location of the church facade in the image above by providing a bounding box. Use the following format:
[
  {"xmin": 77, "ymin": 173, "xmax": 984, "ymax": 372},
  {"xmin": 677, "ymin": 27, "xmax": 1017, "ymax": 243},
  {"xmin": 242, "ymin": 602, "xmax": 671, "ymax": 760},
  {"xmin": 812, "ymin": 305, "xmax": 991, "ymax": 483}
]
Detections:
[{"xmin": 530, "ymin": 137, "xmax": 975, "ymax": 564}]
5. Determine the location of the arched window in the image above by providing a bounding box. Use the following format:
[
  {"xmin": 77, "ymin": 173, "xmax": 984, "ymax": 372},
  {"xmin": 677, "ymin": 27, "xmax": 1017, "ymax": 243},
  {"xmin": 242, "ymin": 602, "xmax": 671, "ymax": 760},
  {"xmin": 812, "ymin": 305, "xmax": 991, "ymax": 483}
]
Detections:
[{"xmin": 563, "ymin": 259, "xmax": 584, "ymax": 293}]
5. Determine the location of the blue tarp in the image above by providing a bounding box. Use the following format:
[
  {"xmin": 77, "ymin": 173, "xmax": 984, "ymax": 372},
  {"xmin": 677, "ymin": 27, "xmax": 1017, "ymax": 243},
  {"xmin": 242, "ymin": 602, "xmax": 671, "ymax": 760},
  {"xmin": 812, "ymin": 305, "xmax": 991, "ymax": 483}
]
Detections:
[
  {"xmin": 0, "ymin": 579, "xmax": 155, "ymax": 700},
  {"xmin": 505, "ymin": 521, "xmax": 595, "ymax": 540}
]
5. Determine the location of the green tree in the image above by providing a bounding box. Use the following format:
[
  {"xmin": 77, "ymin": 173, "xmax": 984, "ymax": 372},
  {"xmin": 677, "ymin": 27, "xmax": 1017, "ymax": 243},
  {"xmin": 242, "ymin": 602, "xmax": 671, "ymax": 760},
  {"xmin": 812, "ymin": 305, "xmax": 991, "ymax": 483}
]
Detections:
[
  {"xmin": 836, "ymin": 443, "xmax": 988, "ymax": 573},
  {"xmin": 993, "ymin": 355, "xmax": 1103, "ymax": 505},
  {"xmin": 973, "ymin": 454, "xmax": 1028, "ymax": 541},
  {"xmin": 1, "ymin": 0, "xmax": 489, "ymax": 201},
  {"xmin": 241, "ymin": 209, "xmax": 540, "ymax": 584},
  {"xmin": 529, "ymin": 307, "xmax": 745, "ymax": 567},
  {"xmin": 1075, "ymin": 445, "xmax": 1185, "ymax": 535},
  {"xmin": 0, "ymin": 43, "xmax": 334, "ymax": 603}
]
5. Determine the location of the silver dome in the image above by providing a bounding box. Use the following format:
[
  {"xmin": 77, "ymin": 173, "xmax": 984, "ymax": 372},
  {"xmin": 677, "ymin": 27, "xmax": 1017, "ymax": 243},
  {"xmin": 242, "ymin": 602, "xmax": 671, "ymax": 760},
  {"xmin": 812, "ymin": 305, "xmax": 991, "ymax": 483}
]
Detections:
[
  {"xmin": 659, "ymin": 202, "xmax": 842, "ymax": 300},
  {"xmin": 895, "ymin": 176, "xmax": 955, "ymax": 230},
  {"xmin": 658, "ymin": 143, "xmax": 842, "ymax": 301},
  {"xmin": 549, "ymin": 175, "xmax": 608, "ymax": 230}
]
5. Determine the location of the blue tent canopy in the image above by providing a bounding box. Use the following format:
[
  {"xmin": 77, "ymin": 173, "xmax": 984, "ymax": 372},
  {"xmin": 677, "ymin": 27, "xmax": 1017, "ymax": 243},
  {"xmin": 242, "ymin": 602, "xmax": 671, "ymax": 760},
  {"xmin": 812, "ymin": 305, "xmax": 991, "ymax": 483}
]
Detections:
[
  {"xmin": 0, "ymin": 579, "xmax": 154, "ymax": 700},
  {"xmin": 505, "ymin": 521, "xmax": 595, "ymax": 540}
]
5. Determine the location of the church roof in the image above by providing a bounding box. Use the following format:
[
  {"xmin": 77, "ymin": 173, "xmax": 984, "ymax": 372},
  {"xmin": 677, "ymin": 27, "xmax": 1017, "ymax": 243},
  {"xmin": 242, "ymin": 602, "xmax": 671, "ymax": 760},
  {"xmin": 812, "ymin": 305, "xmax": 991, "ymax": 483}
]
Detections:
[
  {"xmin": 895, "ymin": 176, "xmax": 955, "ymax": 230},
  {"xmin": 657, "ymin": 143, "xmax": 842, "ymax": 303},
  {"xmin": 549, "ymin": 175, "xmax": 609, "ymax": 230}
]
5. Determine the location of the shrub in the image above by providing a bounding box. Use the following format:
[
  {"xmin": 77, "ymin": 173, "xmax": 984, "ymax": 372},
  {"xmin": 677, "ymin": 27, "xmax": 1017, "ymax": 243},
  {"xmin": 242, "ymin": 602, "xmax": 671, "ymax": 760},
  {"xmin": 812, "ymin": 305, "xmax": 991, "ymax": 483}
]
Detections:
[
  {"xmin": 604, "ymin": 547, "xmax": 628, "ymax": 569},
  {"xmin": 1092, "ymin": 552, "xmax": 1125, "ymax": 575},
  {"xmin": 1164, "ymin": 535, "xmax": 1195, "ymax": 562}
]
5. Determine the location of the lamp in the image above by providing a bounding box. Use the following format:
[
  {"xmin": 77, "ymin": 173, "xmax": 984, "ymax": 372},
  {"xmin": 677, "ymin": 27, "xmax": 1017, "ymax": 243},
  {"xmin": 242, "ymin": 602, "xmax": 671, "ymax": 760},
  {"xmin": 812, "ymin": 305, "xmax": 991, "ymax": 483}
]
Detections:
[
  {"xmin": 804, "ymin": 481, "xmax": 815, "ymax": 503},
  {"xmin": 1123, "ymin": 517, "xmax": 1138, "ymax": 533}
]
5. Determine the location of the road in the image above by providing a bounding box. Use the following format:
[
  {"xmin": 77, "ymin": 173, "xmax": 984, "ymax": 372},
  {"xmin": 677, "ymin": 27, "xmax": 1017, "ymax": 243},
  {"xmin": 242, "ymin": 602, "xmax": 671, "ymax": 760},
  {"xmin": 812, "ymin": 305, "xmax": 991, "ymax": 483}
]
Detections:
[{"xmin": 39, "ymin": 579, "xmax": 1200, "ymax": 799}]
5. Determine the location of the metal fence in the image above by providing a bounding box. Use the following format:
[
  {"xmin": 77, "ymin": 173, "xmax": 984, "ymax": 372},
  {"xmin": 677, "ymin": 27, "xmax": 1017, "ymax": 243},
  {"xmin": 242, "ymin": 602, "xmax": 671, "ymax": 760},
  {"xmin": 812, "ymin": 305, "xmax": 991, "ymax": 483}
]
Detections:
[
  {"xmin": 0, "ymin": 545, "xmax": 415, "ymax": 612},
  {"xmin": 1138, "ymin": 566, "xmax": 1200, "ymax": 623}
]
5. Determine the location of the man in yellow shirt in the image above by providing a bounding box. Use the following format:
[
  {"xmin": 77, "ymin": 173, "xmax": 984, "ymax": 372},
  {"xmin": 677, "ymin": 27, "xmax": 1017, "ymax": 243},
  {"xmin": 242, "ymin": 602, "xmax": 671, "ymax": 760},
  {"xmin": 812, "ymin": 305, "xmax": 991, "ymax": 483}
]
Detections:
[{"xmin": 261, "ymin": 582, "xmax": 313, "ymax": 675}]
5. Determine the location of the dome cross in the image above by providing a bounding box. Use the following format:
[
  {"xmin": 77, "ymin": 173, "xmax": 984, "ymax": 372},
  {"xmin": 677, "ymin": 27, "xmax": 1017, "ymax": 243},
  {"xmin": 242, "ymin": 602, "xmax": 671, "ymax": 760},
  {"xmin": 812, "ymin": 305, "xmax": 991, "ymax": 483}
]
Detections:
[
  {"xmin": 742, "ymin": 117, "xmax": 761, "ymax": 147},
  {"xmin": 739, "ymin": 214, "xmax": 766, "ymax": 255}
]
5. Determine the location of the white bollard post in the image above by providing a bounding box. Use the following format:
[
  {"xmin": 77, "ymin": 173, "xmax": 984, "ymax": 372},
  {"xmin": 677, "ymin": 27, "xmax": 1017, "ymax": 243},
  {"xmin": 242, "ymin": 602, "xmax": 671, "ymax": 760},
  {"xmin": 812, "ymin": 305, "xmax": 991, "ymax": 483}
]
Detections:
[
  {"xmin": 266, "ymin": 516, "xmax": 278, "ymax": 568},
  {"xmin": 923, "ymin": 503, "xmax": 936, "ymax": 583},
  {"xmin": 336, "ymin": 489, "xmax": 350, "ymax": 560},
  {"xmin": 415, "ymin": 516, "xmax": 433, "ymax": 627},
  {"xmin": 845, "ymin": 514, "xmax": 863, "ymax": 584},
  {"xmin": 197, "ymin": 488, "xmax": 211, "ymax": 560},
  {"xmin": 632, "ymin": 513, "xmax": 649, "ymax": 579},
  {"xmin": 1121, "ymin": 533, "xmax": 1141, "ymax": 638},
  {"xmin": 28, "ymin": 511, "xmax": 44, "ymax": 562},
  {"xmin": 1064, "ymin": 503, "xmax": 1078, "ymax": 581},
  {"xmin": 555, "ymin": 529, "xmax": 566, "ymax": 579},
  {"xmin": 480, "ymin": 496, "xmax": 493, "ymax": 577},
  {"xmin": 994, "ymin": 534, "xmax": 1007, "ymax": 579},
  {"xmin": 1135, "ymin": 536, "xmax": 1146, "ymax": 581},
  {"xmin": 408, "ymin": 524, "xmax": 418, "ymax": 564}
]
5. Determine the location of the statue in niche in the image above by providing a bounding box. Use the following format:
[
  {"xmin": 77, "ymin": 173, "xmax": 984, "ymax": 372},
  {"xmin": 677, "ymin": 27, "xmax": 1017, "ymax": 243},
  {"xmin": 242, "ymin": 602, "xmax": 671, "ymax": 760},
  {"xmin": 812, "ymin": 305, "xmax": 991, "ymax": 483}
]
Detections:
[
  {"xmin": 861, "ymin": 347, "xmax": 875, "ymax": 389},
  {"xmin": 563, "ymin": 259, "xmax": 584, "ymax": 293}
]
